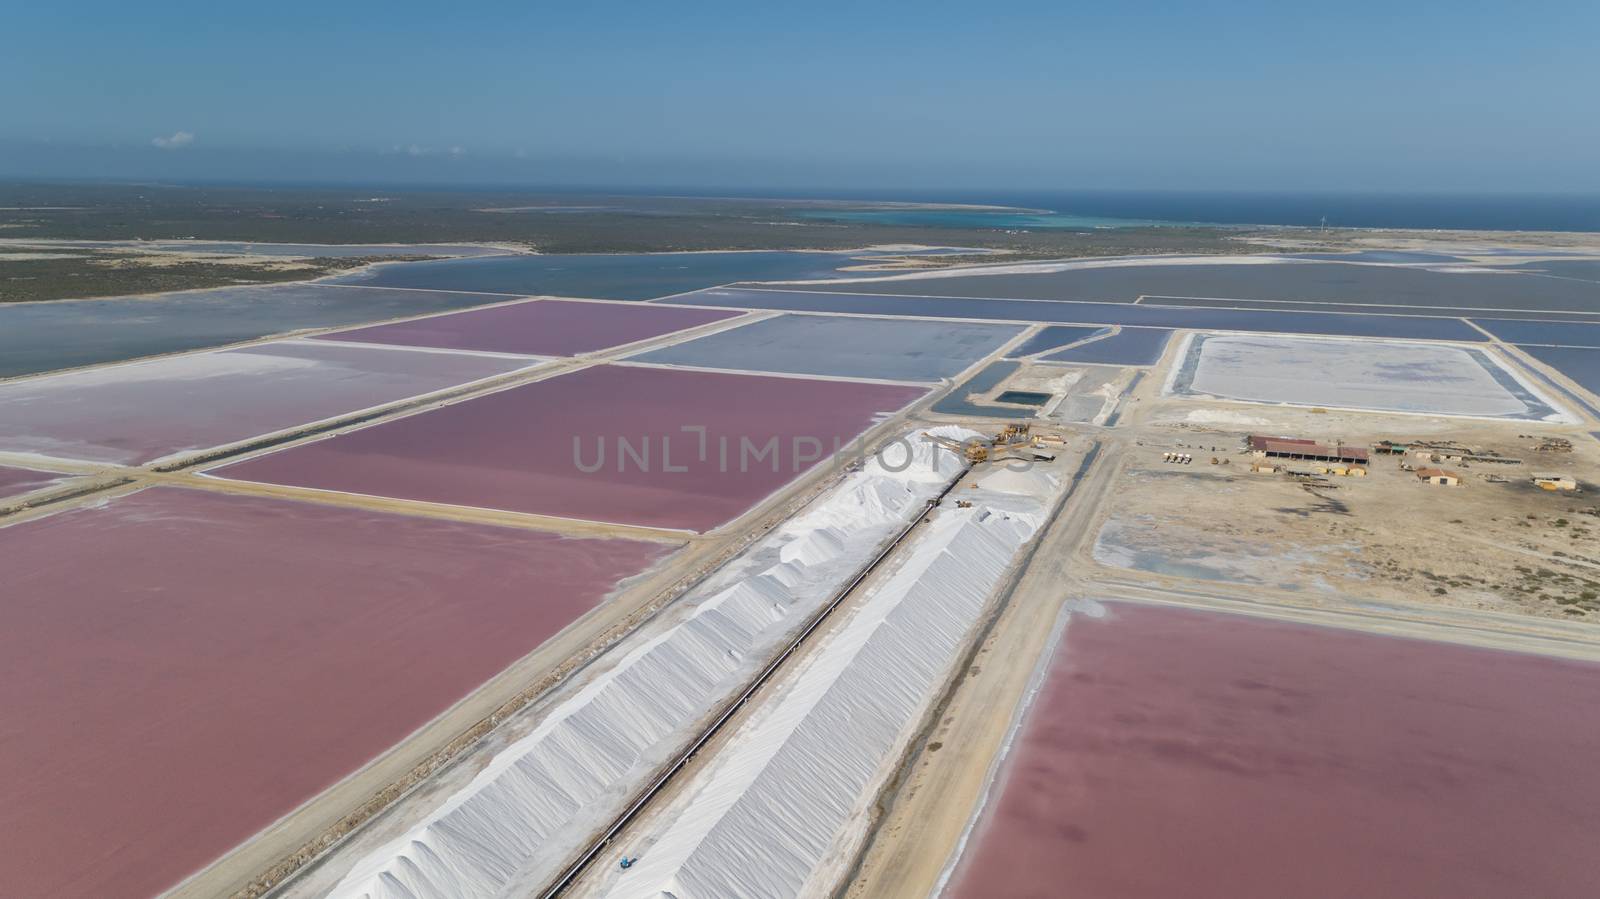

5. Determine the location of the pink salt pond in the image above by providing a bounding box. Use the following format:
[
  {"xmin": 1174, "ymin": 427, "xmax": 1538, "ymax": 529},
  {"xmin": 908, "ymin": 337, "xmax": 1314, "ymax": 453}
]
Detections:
[
  {"xmin": 210, "ymin": 364, "xmax": 927, "ymax": 532},
  {"xmin": 946, "ymin": 602, "xmax": 1600, "ymax": 899},
  {"xmin": 312, "ymin": 297, "xmax": 743, "ymax": 356},
  {"xmin": 0, "ymin": 339, "xmax": 543, "ymax": 466},
  {"xmin": 0, "ymin": 464, "xmax": 68, "ymax": 499},
  {"xmin": 0, "ymin": 487, "xmax": 672, "ymax": 898}
]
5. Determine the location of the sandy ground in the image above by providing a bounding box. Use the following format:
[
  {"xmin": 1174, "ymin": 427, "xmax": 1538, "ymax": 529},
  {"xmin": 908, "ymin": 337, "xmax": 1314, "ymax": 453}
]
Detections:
[
  {"xmin": 1243, "ymin": 228, "xmax": 1600, "ymax": 262},
  {"xmin": 765, "ymin": 252, "xmax": 1298, "ymax": 287},
  {"xmin": 1116, "ymin": 398, "xmax": 1600, "ymax": 619},
  {"xmin": 1092, "ymin": 452, "xmax": 1600, "ymax": 621},
  {"xmin": 1012, "ymin": 362, "xmax": 1134, "ymax": 425}
]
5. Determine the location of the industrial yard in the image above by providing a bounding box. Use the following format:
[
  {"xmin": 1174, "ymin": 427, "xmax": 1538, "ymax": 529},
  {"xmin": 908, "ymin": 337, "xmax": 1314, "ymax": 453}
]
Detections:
[
  {"xmin": 1099, "ymin": 414, "xmax": 1600, "ymax": 619},
  {"xmin": 3, "ymin": 243, "xmax": 1600, "ymax": 899}
]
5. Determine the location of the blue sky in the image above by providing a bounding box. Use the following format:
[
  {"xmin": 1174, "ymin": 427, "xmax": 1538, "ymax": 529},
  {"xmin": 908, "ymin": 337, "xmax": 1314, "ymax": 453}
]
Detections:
[{"xmin": 4, "ymin": 1, "xmax": 1598, "ymax": 191}]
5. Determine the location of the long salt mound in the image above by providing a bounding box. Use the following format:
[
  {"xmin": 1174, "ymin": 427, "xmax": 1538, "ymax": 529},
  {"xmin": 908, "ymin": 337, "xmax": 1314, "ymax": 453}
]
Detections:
[
  {"xmin": 323, "ymin": 429, "xmax": 978, "ymax": 899},
  {"xmin": 603, "ymin": 466, "xmax": 1057, "ymax": 899}
]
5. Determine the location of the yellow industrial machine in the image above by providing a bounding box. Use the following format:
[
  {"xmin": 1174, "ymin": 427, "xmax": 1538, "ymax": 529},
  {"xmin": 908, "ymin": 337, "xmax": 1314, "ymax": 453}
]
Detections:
[
  {"xmin": 923, "ymin": 425, "xmax": 1061, "ymax": 465},
  {"xmin": 998, "ymin": 423, "xmax": 1031, "ymax": 443}
]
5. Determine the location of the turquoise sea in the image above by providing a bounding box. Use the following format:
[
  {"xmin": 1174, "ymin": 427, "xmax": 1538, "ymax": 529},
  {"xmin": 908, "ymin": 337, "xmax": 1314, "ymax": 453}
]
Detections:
[
  {"xmin": 794, "ymin": 208, "xmax": 1199, "ymax": 230},
  {"xmin": 774, "ymin": 189, "xmax": 1600, "ymax": 232}
]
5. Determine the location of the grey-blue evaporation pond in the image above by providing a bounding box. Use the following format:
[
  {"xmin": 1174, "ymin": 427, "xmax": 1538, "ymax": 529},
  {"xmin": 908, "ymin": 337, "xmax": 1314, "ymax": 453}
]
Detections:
[
  {"xmin": 628, "ymin": 313, "xmax": 1022, "ymax": 382},
  {"xmin": 1008, "ymin": 325, "xmax": 1110, "ymax": 357},
  {"xmin": 1475, "ymin": 319, "xmax": 1600, "ymax": 348},
  {"xmin": 932, "ymin": 360, "xmax": 1033, "ymax": 419},
  {"xmin": 1518, "ymin": 259, "xmax": 1600, "ymax": 276},
  {"xmin": 1519, "ymin": 346, "xmax": 1600, "ymax": 398},
  {"xmin": 333, "ymin": 251, "xmax": 871, "ymax": 300},
  {"xmin": 790, "ymin": 260, "xmax": 1600, "ymax": 312},
  {"xmin": 1135, "ymin": 296, "xmax": 1600, "ymax": 323},
  {"xmin": 0, "ymin": 285, "xmax": 504, "ymax": 379},
  {"xmin": 1041, "ymin": 328, "xmax": 1173, "ymax": 366},
  {"xmin": 665, "ymin": 288, "xmax": 1486, "ymax": 342}
]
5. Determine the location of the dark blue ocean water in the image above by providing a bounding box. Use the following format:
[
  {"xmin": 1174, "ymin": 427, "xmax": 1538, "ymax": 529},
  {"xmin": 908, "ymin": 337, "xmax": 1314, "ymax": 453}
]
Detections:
[{"xmin": 727, "ymin": 188, "xmax": 1600, "ymax": 233}]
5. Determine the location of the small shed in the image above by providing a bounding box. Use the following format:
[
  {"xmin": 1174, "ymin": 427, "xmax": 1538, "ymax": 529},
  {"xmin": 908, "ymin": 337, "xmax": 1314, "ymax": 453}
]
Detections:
[
  {"xmin": 1416, "ymin": 467, "xmax": 1461, "ymax": 487},
  {"xmin": 1533, "ymin": 474, "xmax": 1578, "ymax": 491},
  {"xmin": 1314, "ymin": 463, "xmax": 1368, "ymax": 477}
]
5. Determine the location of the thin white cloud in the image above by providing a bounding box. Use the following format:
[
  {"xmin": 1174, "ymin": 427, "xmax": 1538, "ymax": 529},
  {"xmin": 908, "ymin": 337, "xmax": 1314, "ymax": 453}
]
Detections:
[{"xmin": 152, "ymin": 130, "xmax": 195, "ymax": 149}]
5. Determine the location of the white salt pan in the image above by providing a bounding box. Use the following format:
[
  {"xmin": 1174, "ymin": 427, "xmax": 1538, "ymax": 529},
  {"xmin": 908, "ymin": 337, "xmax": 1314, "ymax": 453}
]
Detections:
[{"xmin": 1172, "ymin": 333, "xmax": 1573, "ymax": 422}]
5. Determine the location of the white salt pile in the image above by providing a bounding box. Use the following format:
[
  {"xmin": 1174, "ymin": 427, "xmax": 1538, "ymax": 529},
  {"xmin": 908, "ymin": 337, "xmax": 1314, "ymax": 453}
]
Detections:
[
  {"xmin": 321, "ymin": 428, "xmax": 980, "ymax": 899},
  {"xmin": 599, "ymin": 463, "xmax": 1059, "ymax": 899}
]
